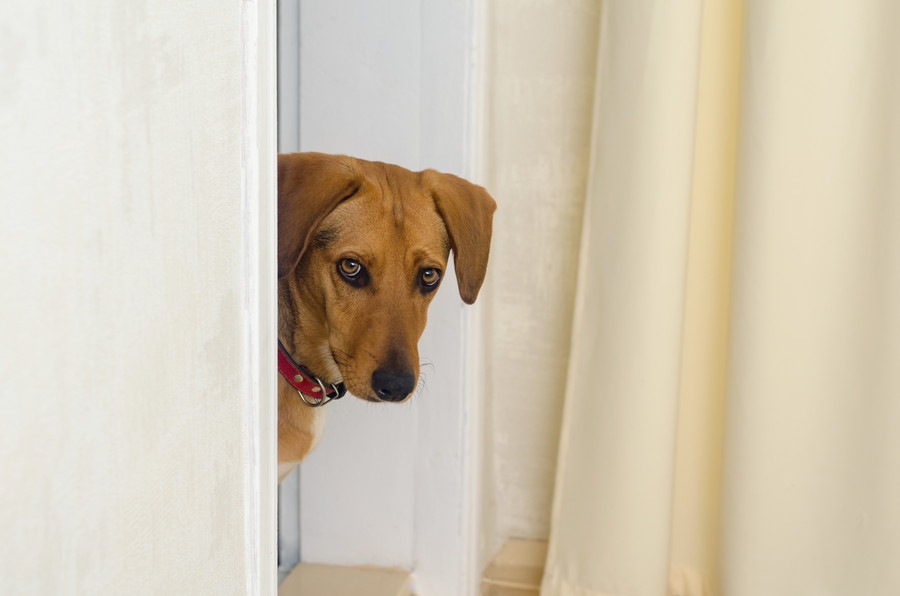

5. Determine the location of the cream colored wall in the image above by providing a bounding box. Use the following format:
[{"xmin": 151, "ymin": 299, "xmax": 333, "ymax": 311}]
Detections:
[
  {"xmin": 0, "ymin": 2, "xmax": 270, "ymax": 593},
  {"xmin": 481, "ymin": 0, "xmax": 601, "ymax": 547}
]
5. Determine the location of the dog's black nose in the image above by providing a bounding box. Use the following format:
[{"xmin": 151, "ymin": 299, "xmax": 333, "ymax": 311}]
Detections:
[{"xmin": 371, "ymin": 369, "xmax": 415, "ymax": 402}]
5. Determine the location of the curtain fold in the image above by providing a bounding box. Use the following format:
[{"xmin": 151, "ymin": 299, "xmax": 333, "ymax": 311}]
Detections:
[
  {"xmin": 541, "ymin": 1, "xmax": 704, "ymax": 594},
  {"xmin": 542, "ymin": 1, "xmax": 900, "ymax": 595}
]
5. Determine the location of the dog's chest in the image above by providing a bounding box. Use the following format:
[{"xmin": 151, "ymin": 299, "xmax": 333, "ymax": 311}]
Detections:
[
  {"xmin": 307, "ymin": 406, "xmax": 326, "ymax": 450},
  {"xmin": 277, "ymin": 397, "xmax": 326, "ymax": 481}
]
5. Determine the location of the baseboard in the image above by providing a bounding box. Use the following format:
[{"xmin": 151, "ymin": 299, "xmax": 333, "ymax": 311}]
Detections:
[
  {"xmin": 481, "ymin": 540, "xmax": 547, "ymax": 595},
  {"xmin": 278, "ymin": 563, "xmax": 412, "ymax": 596}
]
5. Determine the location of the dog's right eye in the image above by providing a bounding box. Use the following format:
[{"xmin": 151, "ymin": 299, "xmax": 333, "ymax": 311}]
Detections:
[
  {"xmin": 337, "ymin": 258, "xmax": 367, "ymax": 287},
  {"xmin": 339, "ymin": 259, "xmax": 361, "ymax": 277}
]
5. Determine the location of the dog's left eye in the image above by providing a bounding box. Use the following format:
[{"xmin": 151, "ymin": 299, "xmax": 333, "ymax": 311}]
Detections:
[{"xmin": 420, "ymin": 268, "xmax": 441, "ymax": 288}]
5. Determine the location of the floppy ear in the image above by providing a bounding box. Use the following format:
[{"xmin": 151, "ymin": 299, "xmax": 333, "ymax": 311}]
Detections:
[
  {"xmin": 422, "ymin": 170, "xmax": 497, "ymax": 304},
  {"xmin": 278, "ymin": 152, "xmax": 361, "ymax": 279}
]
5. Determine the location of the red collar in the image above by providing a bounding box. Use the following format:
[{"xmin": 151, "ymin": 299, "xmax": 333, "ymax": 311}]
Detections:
[{"xmin": 277, "ymin": 340, "xmax": 347, "ymax": 407}]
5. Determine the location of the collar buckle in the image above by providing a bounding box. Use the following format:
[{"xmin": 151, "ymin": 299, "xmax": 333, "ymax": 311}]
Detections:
[{"xmin": 297, "ymin": 377, "xmax": 345, "ymax": 407}]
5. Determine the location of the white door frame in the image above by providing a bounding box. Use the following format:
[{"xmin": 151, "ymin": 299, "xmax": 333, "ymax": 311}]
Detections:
[{"xmin": 242, "ymin": 0, "xmax": 278, "ymax": 593}]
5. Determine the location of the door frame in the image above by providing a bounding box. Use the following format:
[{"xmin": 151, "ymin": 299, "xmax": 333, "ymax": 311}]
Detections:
[{"xmin": 242, "ymin": 0, "xmax": 278, "ymax": 593}]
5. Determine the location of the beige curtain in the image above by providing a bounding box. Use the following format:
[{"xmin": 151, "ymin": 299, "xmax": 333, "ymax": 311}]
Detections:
[{"xmin": 542, "ymin": 1, "xmax": 900, "ymax": 595}]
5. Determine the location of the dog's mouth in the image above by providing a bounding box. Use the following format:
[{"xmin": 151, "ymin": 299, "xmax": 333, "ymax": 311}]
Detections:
[
  {"xmin": 329, "ymin": 350, "xmax": 416, "ymax": 404},
  {"xmin": 327, "ymin": 349, "xmax": 373, "ymax": 402}
]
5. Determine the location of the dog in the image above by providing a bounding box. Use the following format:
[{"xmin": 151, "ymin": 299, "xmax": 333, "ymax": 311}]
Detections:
[{"xmin": 277, "ymin": 152, "xmax": 496, "ymax": 479}]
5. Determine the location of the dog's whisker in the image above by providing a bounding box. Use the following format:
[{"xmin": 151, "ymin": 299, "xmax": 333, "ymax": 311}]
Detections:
[{"xmin": 410, "ymin": 372, "xmax": 429, "ymax": 400}]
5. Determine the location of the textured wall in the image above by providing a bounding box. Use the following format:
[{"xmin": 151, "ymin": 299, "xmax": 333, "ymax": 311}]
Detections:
[
  {"xmin": 481, "ymin": 0, "xmax": 601, "ymax": 546},
  {"xmin": 0, "ymin": 2, "xmax": 253, "ymax": 593}
]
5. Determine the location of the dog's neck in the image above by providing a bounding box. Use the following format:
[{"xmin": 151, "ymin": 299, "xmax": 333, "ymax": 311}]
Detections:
[{"xmin": 278, "ymin": 278, "xmax": 342, "ymax": 385}]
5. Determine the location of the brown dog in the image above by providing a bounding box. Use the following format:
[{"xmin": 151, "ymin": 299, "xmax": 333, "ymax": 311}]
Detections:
[{"xmin": 277, "ymin": 152, "xmax": 496, "ymax": 478}]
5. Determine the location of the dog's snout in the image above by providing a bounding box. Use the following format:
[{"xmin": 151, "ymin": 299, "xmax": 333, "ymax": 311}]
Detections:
[{"xmin": 371, "ymin": 369, "xmax": 415, "ymax": 402}]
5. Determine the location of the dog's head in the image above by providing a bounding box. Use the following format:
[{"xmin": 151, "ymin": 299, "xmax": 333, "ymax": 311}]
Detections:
[{"xmin": 278, "ymin": 152, "xmax": 495, "ymax": 403}]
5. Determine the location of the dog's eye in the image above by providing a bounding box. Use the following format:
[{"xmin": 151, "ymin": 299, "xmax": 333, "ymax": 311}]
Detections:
[
  {"xmin": 337, "ymin": 259, "xmax": 367, "ymax": 286},
  {"xmin": 339, "ymin": 258, "xmax": 361, "ymax": 277},
  {"xmin": 420, "ymin": 268, "xmax": 441, "ymax": 288}
]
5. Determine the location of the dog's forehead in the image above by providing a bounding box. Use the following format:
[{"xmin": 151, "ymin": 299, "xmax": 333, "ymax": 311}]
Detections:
[{"xmin": 318, "ymin": 172, "xmax": 448, "ymax": 255}]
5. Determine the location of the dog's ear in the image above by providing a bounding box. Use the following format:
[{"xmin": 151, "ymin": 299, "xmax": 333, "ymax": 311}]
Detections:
[
  {"xmin": 278, "ymin": 152, "xmax": 361, "ymax": 279},
  {"xmin": 422, "ymin": 170, "xmax": 497, "ymax": 304}
]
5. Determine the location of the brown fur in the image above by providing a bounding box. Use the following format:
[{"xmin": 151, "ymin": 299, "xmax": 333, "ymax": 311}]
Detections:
[{"xmin": 277, "ymin": 152, "xmax": 496, "ymax": 471}]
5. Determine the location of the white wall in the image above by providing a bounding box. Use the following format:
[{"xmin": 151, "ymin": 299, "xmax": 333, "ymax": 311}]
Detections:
[
  {"xmin": 283, "ymin": 1, "xmax": 480, "ymax": 594},
  {"xmin": 0, "ymin": 1, "xmax": 276, "ymax": 594}
]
